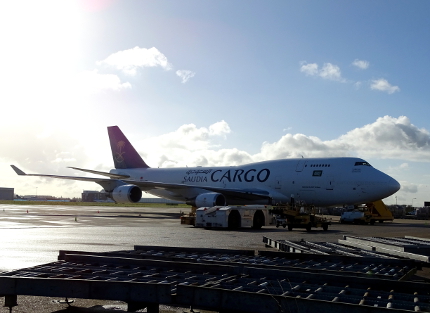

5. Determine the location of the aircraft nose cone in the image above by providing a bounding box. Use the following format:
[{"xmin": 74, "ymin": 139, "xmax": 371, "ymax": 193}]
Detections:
[{"xmin": 388, "ymin": 177, "xmax": 401, "ymax": 195}]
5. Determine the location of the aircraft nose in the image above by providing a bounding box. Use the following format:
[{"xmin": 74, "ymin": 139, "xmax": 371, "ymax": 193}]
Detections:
[{"xmin": 388, "ymin": 176, "xmax": 401, "ymax": 195}]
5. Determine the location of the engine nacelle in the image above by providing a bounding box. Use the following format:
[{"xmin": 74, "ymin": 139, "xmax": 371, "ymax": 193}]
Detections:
[
  {"xmin": 192, "ymin": 192, "xmax": 226, "ymax": 208},
  {"xmin": 110, "ymin": 184, "xmax": 142, "ymax": 203}
]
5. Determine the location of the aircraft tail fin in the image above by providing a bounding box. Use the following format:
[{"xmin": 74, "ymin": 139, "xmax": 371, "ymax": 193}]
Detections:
[{"xmin": 107, "ymin": 126, "xmax": 150, "ymax": 169}]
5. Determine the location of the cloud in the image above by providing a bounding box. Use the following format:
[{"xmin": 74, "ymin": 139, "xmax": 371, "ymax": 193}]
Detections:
[
  {"xmin": 97, "ymin": 46, "xmax": 172, "ymax": 75},
  {"xmin": 136, "ymin": 121, "xmax": 232, "ymax": 167},
  {"xmin": 176, "ymin": 70, "xmax": 196, "ymax": 83},
  {"xmin": 370, "ymin": 78, "xmax": 400, "ymax": 94},
  {"xmin": 352, "ymin": 59, "xmax": 369, "ymax": 69},
  {"xmin": 300, "ymin": 62, "xmax": 318, "ymax": 76},
  {"xmin": 399, "ymin": 182, "xmax": 418, "ymax": 194},
  {"xmin": 6, "ymin": 116, "xmax": 429, "ymax": 198},
  {"xmin": 1, "ymin": 126, "xmax": 89, "ymax": 175},
  {"xmin": 132, "ymin": 115, "xmax": 430, "ymax": 171},
  {"xmin": 209, "ymin": 120, "xmax": 231, "ymax": 137},
  {"xmin": 336, "ymin": 116, "xmax": 430, "ymax": 160},
  {"xmin": 76, "ymin": 70, "xmax": 131, "ymax": 93},
  {"xmin": 300, "ymin": 62, "xmax": 345, "ymax": 82}
]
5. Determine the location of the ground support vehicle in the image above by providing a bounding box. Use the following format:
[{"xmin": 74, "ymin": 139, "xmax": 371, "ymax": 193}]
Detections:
[
  {"xmin": 180, "ymin": 206, "xmax": 197, "ymax": 225},
  {"xmin": 195, "ymin": 205, "xmax": 272, "ymax": 229},
  {"xmin": 270, "ymin": 206, "xmax": 331, "ymax": 231},
  {"xmin": 339, "ymin": 200, "xmax": 394, "ymax": 224},
  {"xmin": 285, "ymin": 213, "xmax": 331, "ymax": 231}
]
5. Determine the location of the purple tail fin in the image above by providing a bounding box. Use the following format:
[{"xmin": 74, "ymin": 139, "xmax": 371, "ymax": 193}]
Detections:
[{"xmin": 107, "ymin": 126, "xmax": 149, "ymax": 169}]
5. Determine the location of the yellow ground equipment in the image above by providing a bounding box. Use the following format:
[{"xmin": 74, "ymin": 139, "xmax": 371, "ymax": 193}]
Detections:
[
  {"xmin": 180, "ymin": 206, "xmax": 197, "ymax": 225},
  {"xmin": 339, "ymin": 200, "xmax": 394, "ymax": 224},
  {"xmin": 271, "ymin": 206, "xmax": 331, "ymax": 232}
]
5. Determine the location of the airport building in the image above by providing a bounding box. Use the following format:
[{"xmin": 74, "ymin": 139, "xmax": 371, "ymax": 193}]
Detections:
[
  {"xmin": 81, "ymin": 190, "xmax": 184, "ymax": 204},
  {"xmin": 81, "ymin": 190, "xmax": 108, "ymax": 202},
  {"xmin": 0, "ymin": 187, "xmax": 14, "ymax": 200}
]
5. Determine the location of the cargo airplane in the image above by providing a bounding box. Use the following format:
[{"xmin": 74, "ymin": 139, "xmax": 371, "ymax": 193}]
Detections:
[{"xmin": 11, "ymin": 126, "xmax": 400, "ymax": 207}]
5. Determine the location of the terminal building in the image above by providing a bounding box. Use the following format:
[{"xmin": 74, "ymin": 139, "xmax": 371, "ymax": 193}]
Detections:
[
  {"xmin": 0, "ymin": 187, "xmax": 14, "ymax": 200},
  {"xmin": 81, "ymin": 190, "xmax": 184, "ymax": 204}
]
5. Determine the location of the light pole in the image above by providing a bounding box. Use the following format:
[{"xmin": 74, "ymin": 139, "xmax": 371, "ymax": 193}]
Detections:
[
  {"xmin": 395, "ymin": 196, "xmax": 397, "ymax": 205},
  {"xmin": 36, "ymin": 187, "xmax": 38, "ymax": 199},
  {"xmin": 412, "ymin": 198, "xmax": 416, "ymax": 208}
]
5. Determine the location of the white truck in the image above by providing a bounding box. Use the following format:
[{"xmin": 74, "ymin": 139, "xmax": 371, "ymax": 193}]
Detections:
[{"xmin": 195, "ymin": 205, "xmax": 272, "ymax": 229}]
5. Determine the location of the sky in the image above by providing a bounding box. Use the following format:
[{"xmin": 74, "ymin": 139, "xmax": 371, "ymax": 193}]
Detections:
[{"xmin": 1, "ymin": 0, "xmax": 429, "ymax": 206}]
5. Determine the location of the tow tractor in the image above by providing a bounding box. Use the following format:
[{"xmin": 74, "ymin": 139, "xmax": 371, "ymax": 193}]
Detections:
[
  {"xmin": 194, "ymin": 205, "xmax": 272, "ymax": 229},
  {"xmin": 271, "ymin": 205, "xmax": 331, "ymax": 232},
  {"xmin": 340, "ymin": 200, "xmax": 393, "ymax": 224}
]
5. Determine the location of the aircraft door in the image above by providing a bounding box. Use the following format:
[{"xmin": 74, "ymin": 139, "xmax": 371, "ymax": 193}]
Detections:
[
  {"xmin": 275, "ymin": 175, "xmax": 282, "ymax": 190},
  {"xmin": 295, "ymin": 160, "xmax": 306, "ymax": 172},
  {"xmin": 326, "ymin": 176, "xmax": 334, "ymax": 191}
]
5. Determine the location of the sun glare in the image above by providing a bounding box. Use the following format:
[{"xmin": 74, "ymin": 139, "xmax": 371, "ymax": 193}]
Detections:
[{"xmin": 0, "ymin": 1, "xmax": 83, "ymax": 121}]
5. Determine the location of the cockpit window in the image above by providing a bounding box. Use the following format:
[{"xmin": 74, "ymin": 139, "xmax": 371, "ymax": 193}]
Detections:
[{"xmin": 355, "ymin": 161, "xmax": 372, "ymax": 167}]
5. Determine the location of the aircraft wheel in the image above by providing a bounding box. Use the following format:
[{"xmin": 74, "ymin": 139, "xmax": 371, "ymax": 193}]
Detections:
[
  {"xmin": 228, "ymin": 210, "xmax": 241, "ymax": 229},
  {"xmin": 379, "ymin": 220, "xmax": 384, "ymax": 223},
  {"xmin": 282, "ymin": 224, "xmax": 286, "ymax": 228},
  {"xmin": 252, "ymin": 210, "xmax": 265, "ymax": 229},
  {"xmin": 288, "ymin": 225, "xmax": 293, "ymax": 231},
  {"xmin": 323, "ymin": 224, "xmax": 328, "ymax": 231},
  {"xmin": 306, "ymin": 223, "xmax": 312, "ymax": 232}
]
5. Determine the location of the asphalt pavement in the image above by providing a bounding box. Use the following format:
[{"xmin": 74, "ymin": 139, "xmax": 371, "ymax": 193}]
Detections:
[{"xmin": 1, "ymin": 204, "xmax": 429, "ymax": 272}]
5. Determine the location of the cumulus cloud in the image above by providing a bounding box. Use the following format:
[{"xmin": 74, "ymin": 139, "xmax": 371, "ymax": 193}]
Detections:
[
  {"xmin": 336, "ymin": 116, "xmax": 430, "ymax": 160},
  {"xmin": 136, "ymin": 121, "xmax": 232, "ymax": 167},
  {"xmin": 399, "ymin": 182, "xmax": 418, "ymax": 194},
  {"xmin": 134, "ymin": 116, "xmax": 430, "ymax": 170},
  {"xmin": 1, "ymin": 126, "xmax": 89, "ymax": 175},
  {"xmin": 176, "ymin": 70, "xmax": 196, "ymax": 83},
  {"xmin": 352, "ymin": 59, "xmax": 369, "ymax": 69},
  {"xmin": 300, "ymin": 62, "xmax": 318, "ymax": 76},
  {"xmin": 6, "ymin": 116, "xmax": 429, "ymax": 198},
  {"xmin": 370, "ymin": 78, "xmax": 400, "ymax": 94},
  {"xmin": 300, "ymin": 62, "xmax": 345, "ymax": 82},
  {"xmin": 76, "ymin": 70, "xmax": 131, "ymax": 93},
  {"xmin": 97, "ymin": 46, "xmax": 172, "ymax": 75}
]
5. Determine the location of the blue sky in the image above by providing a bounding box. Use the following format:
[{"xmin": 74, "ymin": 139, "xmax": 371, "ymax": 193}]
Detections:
[{"xmin": 1, "ymin": 0, "xmax": 429, "ymax": 206}]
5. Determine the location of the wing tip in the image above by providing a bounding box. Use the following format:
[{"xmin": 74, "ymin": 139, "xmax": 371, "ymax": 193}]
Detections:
[{"xmin": 11, "ymin": 165, "xmax": 26, "ymax": 175}]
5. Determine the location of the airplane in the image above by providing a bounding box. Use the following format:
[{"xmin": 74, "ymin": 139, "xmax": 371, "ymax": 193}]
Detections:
[{"xmin": 11, "ymin": 126, "xmax": 400, "ymax": 207}]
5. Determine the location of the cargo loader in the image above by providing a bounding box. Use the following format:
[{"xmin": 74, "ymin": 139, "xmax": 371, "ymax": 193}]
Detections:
[{"xmin": 339, "ymin": 200, "xmax": 394, "ymax": 224}]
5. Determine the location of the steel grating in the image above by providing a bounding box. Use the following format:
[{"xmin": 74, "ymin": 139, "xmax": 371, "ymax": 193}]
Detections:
[
  {"xmin": 60, "ymin": 244, "xmax": 417, "ymax": 280},
  {"xmin": 0, "ymin": 244, "xmax": 429, "ymax": 312}
]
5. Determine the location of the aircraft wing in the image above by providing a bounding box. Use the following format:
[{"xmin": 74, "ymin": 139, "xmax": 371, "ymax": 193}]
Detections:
[
  {"xmin": 68, "ymin": 167, "xmax": 130, "ymax": 179},
  {"xmin": 10, "ymin": 165, "xmax": 123, "ymax": 191},
  {"xmin": 123, "ymin": 180, "xmax": 271, "ymax": 201},
  {"xmin": 11, "ymin": 165, "xmax": 272, "ymax": 202}
]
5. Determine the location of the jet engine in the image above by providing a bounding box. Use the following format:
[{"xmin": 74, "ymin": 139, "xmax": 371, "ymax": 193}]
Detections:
[
  {"xmin": 191, "ymin": 192, "xmax": 227, "ymax": 207},
  {"xmin": 110, "ymin": 184, "xmax": 142, "ymax": 203}
]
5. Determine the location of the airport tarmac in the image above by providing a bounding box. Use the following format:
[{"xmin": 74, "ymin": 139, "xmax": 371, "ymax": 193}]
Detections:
[
  {"xmin": 1, "ymin": 204, "xmax": 430, "ymax": 312},
  {"xmin": 1, "ymin": 203, "xmax": 430, "ymax": 272}
]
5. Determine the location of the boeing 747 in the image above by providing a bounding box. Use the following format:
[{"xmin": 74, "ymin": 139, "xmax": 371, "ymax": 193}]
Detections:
[{"xmin": 11, "ymin": 126, "xmax": 400, "ymax": 207}]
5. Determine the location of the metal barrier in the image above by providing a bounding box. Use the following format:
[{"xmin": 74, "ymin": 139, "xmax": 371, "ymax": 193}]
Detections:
[{"xmin": 0, "ymin": 244, "xmax": 429, "ymax": 312}]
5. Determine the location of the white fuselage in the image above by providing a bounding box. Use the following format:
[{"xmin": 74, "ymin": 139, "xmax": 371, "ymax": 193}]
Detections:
[{"xmin": 111, "ymin": 157, "xmax": 400, "ymax": 207}]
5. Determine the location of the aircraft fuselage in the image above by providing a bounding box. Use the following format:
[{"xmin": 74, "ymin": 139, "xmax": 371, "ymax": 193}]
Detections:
[{"xmin": 112, "ymin": 157, "xmax": 400, "ymax": 207}]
